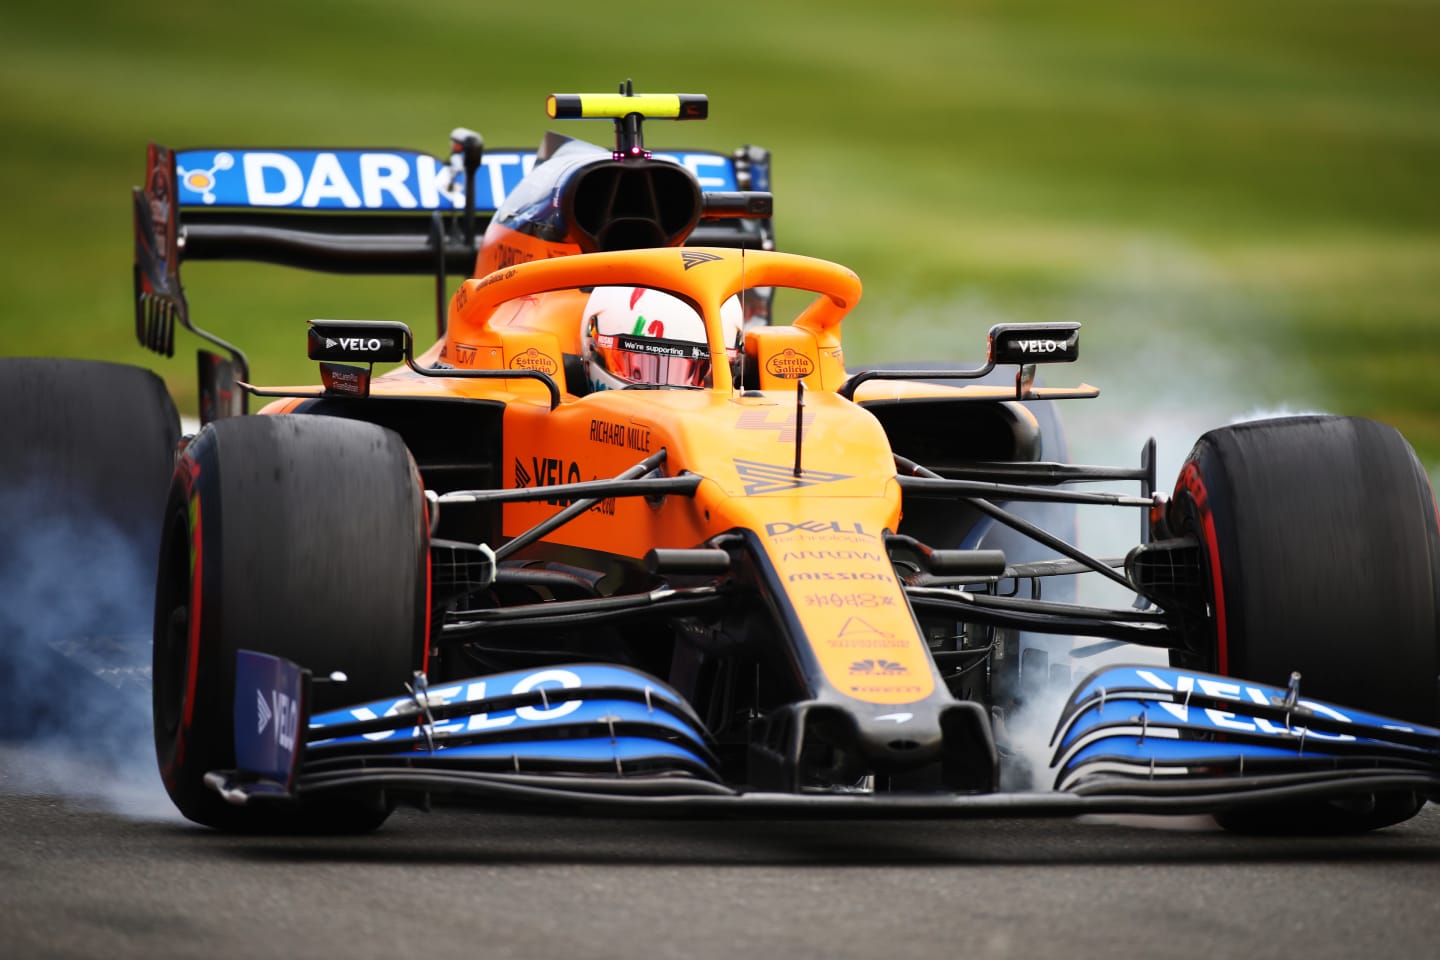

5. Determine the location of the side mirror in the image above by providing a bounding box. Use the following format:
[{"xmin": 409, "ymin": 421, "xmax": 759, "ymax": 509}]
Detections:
[
  {"xmin": 988, "ymin": 323, "xmax": 1080, "ymax": 365},
  {"xmin": 307, "ymin": 320, "xmax": 411, "ymax": 364}
]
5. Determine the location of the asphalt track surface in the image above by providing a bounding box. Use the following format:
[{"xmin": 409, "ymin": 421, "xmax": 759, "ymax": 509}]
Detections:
[{"xmin": 3, "ymin": 744, "xmax": 1440, "ymax": 960}]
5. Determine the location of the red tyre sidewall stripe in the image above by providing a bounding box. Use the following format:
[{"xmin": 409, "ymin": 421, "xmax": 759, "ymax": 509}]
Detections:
[
  {"xmin": 183, "ymin": 494, "xmax": 203, "ymax": 737},
  {"xmin": 1179, "ymin": 462, "xmax": 1229, "ymax": 675},
  {"xmin": 163, "ymin": 456, "xmax": 203, "ymax": 783},
  {"xmin": 420, "ymin": 492, "xmax": 432, "ymax": 676},
  {"xmin": 423, "ymin": 546, "xmax": 432, "ymax": 674}
]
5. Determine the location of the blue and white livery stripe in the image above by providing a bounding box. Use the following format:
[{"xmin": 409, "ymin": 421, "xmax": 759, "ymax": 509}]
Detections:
[
  {"xmin": 175, "ymin": 149, "xmax": 738, "ymax": 212},
  {"xmin": 309, "ymin": 663, "xmax": 696, "ymax": 731},
  {"xmin": 1056, "ymin": 696, "xmax": 1374, "ymax": 753},
  {"xmin": 1058, "ymin": 665, "xmax": 1440, "ymax": 746},
  {"xmin": 305, "ymin": 662, "xmax": 712, "ymax": 770},
  {"xmin": 1049, "ymin": 664, "xmax": 1440, "ymax": 790},
  {"xmin": 437, "ymin": 736, "xmax": 709, "ymax": 768},
  {"xmin": 313, "ymin": 696, "xmax": 706, "ymax": 750},
  {"xmin": 1063, "ymin": 736, "xmax": 1337, "ymax": 770}
]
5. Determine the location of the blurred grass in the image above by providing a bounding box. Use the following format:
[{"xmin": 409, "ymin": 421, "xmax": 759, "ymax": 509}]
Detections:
[{"xmin": 2, "ymin": 0, "xmax": 1437, "ymax": 461}]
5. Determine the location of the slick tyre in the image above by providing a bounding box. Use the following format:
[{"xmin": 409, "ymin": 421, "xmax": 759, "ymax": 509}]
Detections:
[
  {"xmin": 153, "ymin": 415, "xmax": 429, "ymax": 832},
  {"xmin": 1172, "ymin": 415, "xmax": 1440, "ymax": 833},
  {"xmin": 0, "ymin": 359, "xmax": 179, "ymax": 738}
]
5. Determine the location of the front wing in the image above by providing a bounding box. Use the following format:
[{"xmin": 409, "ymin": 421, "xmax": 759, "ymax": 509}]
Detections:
[{"xmin": 206, "ymin": 653, "xmax": 1440, "ymax": 819}]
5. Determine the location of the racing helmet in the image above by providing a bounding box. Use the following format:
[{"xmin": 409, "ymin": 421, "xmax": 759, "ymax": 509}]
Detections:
[{"xmin": 582, "ymin": 286, "xmax": 743, "ymax": 391}]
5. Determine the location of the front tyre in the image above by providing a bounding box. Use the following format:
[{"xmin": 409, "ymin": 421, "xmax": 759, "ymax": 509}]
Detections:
[
  {"xmin": 1171, "ymin": 415, "xmax": 1440, "ymax": 833},
  {"xmin": 153, "ymin": 415, "xmax": 429, "ymax": 831}
]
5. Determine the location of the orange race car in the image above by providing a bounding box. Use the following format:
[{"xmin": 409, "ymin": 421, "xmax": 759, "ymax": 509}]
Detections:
[{"xmin": 7, "ymin": 84, "xmax": 1438, "ymax": 834}]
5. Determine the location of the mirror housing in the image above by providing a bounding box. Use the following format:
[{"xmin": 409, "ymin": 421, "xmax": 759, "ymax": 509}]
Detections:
[
  {"xmin": 307, "ymin": 320, "xmax": 411, "ymax": 364},
  {"xmin": 988, "ymin": 323, "xmax": 1080, "ymax": 365}
]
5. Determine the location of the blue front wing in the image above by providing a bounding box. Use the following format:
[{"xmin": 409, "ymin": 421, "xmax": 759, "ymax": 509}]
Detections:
[{"xmin": 210, "ymin": 653, "xmax": 1440, "ymax": 818}]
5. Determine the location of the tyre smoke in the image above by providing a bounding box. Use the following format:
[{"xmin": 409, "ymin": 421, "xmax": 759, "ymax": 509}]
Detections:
[
  {"xmin": 1027, "ymin": 246, "xmax": 1314, "ymax": 791},
  {"xmin": 866, "ymin": 242, "xmax": 1344, "ymax": 793},
  {"xmin": 0, "ymin": 480, "xmax": 180, "ymax": 820}
]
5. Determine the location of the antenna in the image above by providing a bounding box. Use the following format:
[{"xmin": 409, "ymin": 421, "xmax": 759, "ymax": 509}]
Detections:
[
  {"xmin": 738, "ymin": 246, "xmax": 746, "ymax": 393},
  {"xmin": 616, "ymin": 79, "xmax": 645, "ymax": 158},
  {"xmin": 793, "ymin": 378, "xmax": 806, "ymax": 477}
]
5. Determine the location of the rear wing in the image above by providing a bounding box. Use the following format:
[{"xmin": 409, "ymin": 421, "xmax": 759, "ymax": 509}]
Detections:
[
  {"xmin": 174, "ymin": 140, "xmax": 493, "ymax": 275},
  {"xmin": 133, "ymin": 138, "xmax": 771, "ymax": 352},
  {"xmin": 160, "ymin": 142, "xmax": 769, "ymax": 272}
]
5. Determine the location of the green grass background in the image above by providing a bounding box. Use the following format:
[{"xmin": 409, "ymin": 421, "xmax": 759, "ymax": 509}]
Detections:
[{"xmin": 3, "ymin": 0, "xmax": 1438, "ymax": 466}]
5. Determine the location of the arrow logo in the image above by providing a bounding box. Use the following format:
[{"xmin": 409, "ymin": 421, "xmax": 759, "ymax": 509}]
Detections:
[
  {"xmin": 256, "ymin": 689, "xmax": 272, "ymax": 735},
  {"xmin": 732, "ymin": 458, "xmax": 850, "ymax": 496},
  {"xmin": 680, "ymin": 250, "xmax": 723, "ymax": 271}
]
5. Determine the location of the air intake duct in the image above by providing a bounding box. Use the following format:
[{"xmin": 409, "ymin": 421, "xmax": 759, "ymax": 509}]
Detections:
[{"xmin": 565, "ymin": 158, "xmax": 703, "ymax": 252}]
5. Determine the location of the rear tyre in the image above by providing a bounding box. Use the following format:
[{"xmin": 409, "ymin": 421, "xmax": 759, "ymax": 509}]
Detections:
[
  {"xmin": 0, "ymin": 359, "xmax": 179, "ymax": 738},
  {"xmin": 153, "ymin": 415, "xmax": 429, "ymax": 832},
  {"xmin": 1171, "ymin": 415, "xmax": 1440, "ymax": 833}
]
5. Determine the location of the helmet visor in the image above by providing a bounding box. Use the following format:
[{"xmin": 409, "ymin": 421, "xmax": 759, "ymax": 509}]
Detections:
[{"xmin": 591, "ymin": 332, "xmax": 713, "ymax": 388}]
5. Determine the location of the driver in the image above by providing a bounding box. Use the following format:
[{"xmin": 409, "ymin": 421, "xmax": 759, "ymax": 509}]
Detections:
[{"xmin": 581, "ymin": 286, "xmax": 743, "ymax": 392}]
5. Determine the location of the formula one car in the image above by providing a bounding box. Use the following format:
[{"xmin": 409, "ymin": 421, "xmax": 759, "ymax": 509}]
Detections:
[{"xmin": 5, "ymin": 85, "xmax": 1438, "ymax": 834}]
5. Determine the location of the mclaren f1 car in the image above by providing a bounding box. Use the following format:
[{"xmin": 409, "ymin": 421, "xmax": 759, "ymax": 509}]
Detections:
[{"xmin": 5, "ymin": 84, "xmax": 1438, "ymax": 834}]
